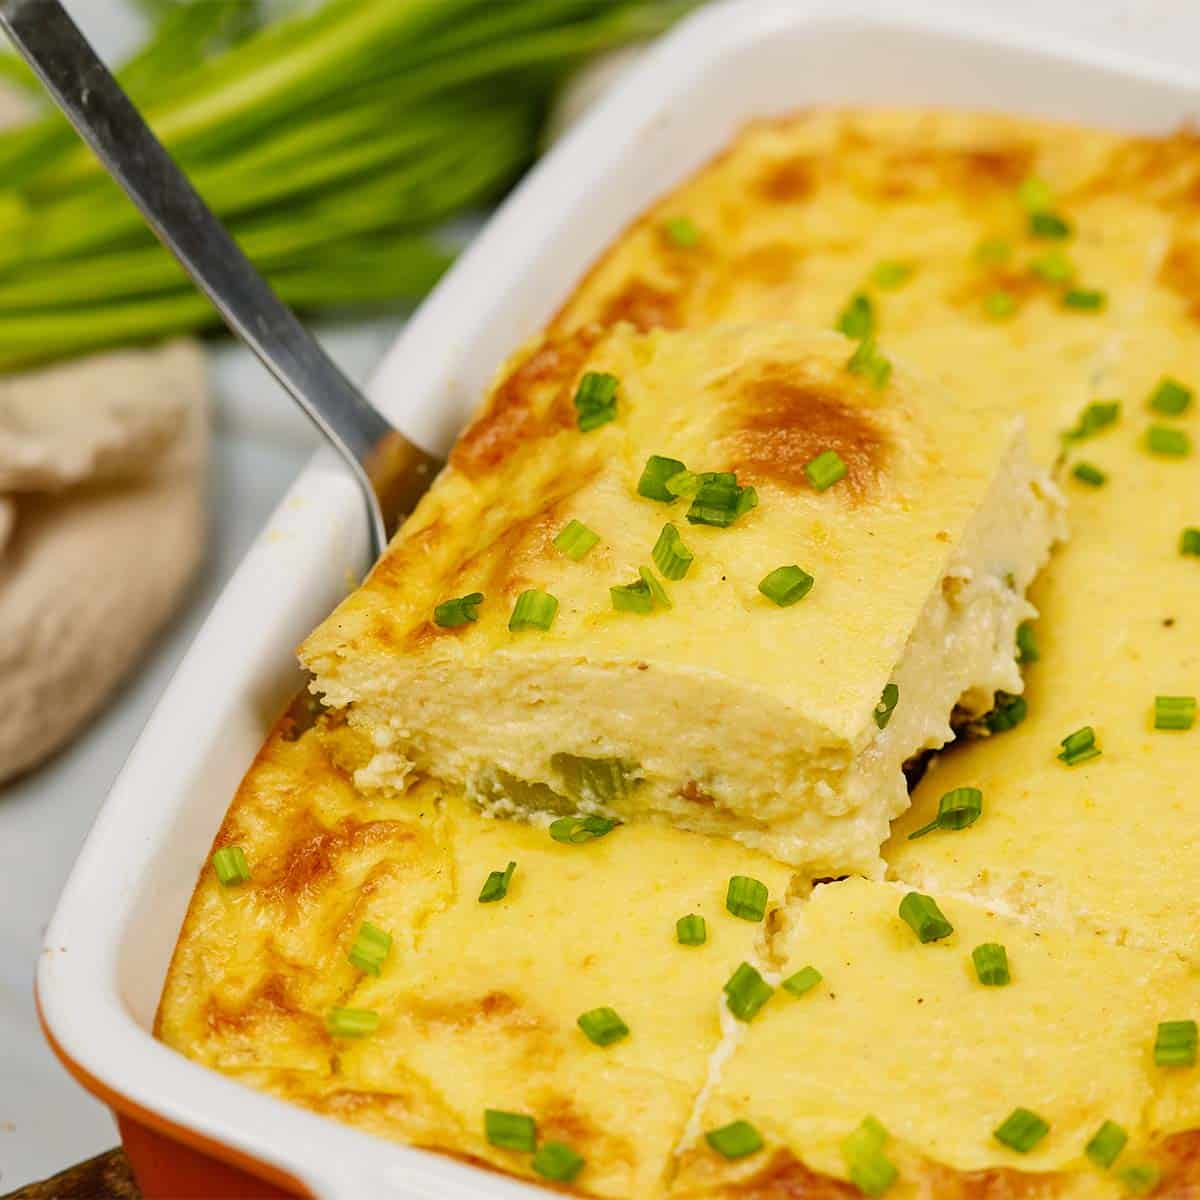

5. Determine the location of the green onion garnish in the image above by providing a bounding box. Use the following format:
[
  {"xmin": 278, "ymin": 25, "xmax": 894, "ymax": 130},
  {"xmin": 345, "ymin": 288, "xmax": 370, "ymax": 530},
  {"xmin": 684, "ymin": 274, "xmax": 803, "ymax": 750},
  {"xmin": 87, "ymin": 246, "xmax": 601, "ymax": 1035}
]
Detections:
[
  {"xmin": 971, "ymin": 943, "xmax": 1010, "ymax": 987},
  {"xmin": 758, "ymin": 565, "xmax": 815, "ymax": 607},
  {"xmin": 1154, "ymin": 1019, "xmax": 1198, "ymax": 1067},
  {"xmin": 723, "ymin": 962, "xmax": 774, "ymax": 1022},
  {"xmin": 610, "ymin": 578, "xmax": 654, "ymax": 614},
  {"xmin": 577, "ymin": 1006, "xmax": 629, "ymax": 1047},
  {"xmin": 1062, "ymin": 399, "xmax": 1119, "ymax": 442},
  {"xmin": 1145, "ymin": 424, "xmax": 1191, "ymax": 457},
  {"xmin": 1085, "ymin": 1120, "xmax": 1128, "ymax": 1169},
  {"xmin": 993, "ymin": 1107, "xmax": 1049, "ymax": 1153},
  {"xmin": 1181, "ymin": 528, "xmax": 1200, "ymax": 557},
  {"xmin": 986, "ymin": 692, "xmax": 1027, "ymax": 733},
  {"xmin": 804, "ymin": 448, "xmax": 848, "ymax": 492},
  {"xmin": 485, "ymin": 1109, "xmax": 536, "ymax": 1152},
  {"xmin": 1029, "ymin": 210, "xmax": 1071, "ymax": 239},
  {"xmin": 871, "ymin": 260, "xmax": 913, "ymax": 289},
  {"xmin": 347, "ymin": 920, "xmax": 392, "ymax": 975},
  {"xmin": 1149, "ymin": 377, "xmax": 1192, "ymax": 416},
  {"xmin": 549, "ymin": 814, "xmax": 617, "ymax": 844},
  {"xmin": 663, "ymin": 216, "xmax": 700, "ymax": 248},
  {"xmin": 726, "ymin": 875, "xmax": 768, "ymax": 922},
  {"xmin": 782, "ymin": 965, "xmax": 822, "ymax": 997},
  {"xmin": 573, "ymin": 370, "xmax": 618, "ymax": 432},
  {"xmin": 1117, "ymin": 1165, "xmax": 1161, "ymax": 1195},
  {"xmin": 706, "ymin": 1120, "xmax": 763, "ymax": 1160},
  {"xmin": 212, "ymin": 846, "xmax": 251, "ymax": 887},
  {"xmin": 1063, "ymin": 287, "xmax": 1106, "ymax": 311},
  {"xmin": 434, "ymin": 592, "xmax": 484, "ymax": 628},
  {"xmin": 984, "ymin": 290, "xmax": 1017, "ymax": 320},
  {"xmin": 508, "ymin": 589, "xmax": 558, "ymax": 632},
  {"xmin": 638, "ymin": 565, "xmax": 671, "ymax": 609},
  {"xmin": 1058, "ymin": 725, "xmax": 1100, "ymax": 766},
  {"xmin": 532, "ymin": 1141, "xmax": 585, "ymax": 1182},
  {"xmin": 326, "ymin": 1007, "xmax": 379, "ymax": 1038},
  {"xmin": 840, "ymin": 1117, "xmax": 897, "ymax": 1199},
  {"xmin": 836, "ymin": 292, "xmax": 875, "ymax": 340},
  {"xmin": 846, "ymin": 337, "xmax": 892, "ymax": 388},
  {"xmin": 1071, "ymin": 461, "xmax": 1106, "ymax": 487},
  {"xmin": 898, "ymin": 892, "xmax": 954, "ymax": 943},
  {"xmin": 478, "ymin": 860, "xmax": 517, "ymax": 904},
  {"xmin": 1016, "ymin": 620, "xmax": 1039, "ymax": 663},
  {"xmin": 1018, "ymin": 177, "xmax": 1053, "ymax": 212},
  {"xmin": 1030, "ymin": 248, "xmax": 1074, "ymax": 282},
  {"xmin": 638, "ymin": 454, "xmax": 687, "ymax": 502},
  {"xmin": 665, "ymin": 469, "xmax": 714, "ymax": 498},
  {"xmin": 652, "ymin": 523, "xmax": 694, "ymax": 580},
  {"xmin": 1154, "ymin": 696, "xmax": 1196, "ymax": 731},
  {"xmin": 906, "ymin": 787, "xmax": 983, "ymax": 840},
  {"xmin": 676, "ymin": 914, "xmax": 707, "ymax": 946},
  {"xmin": 685, "ymin": 475, "xmax": 758, "ymax": 528},
  {"xmin": 975, "ymin": 236, "xmax": 1013, "ymax": 265},
  {"xmin": 874, "ymin": 683, "xmax": 900, "ymax": 730},
  {"xmin": 553, "ymin": 520, "xmax": 599, "ymax": 562}
]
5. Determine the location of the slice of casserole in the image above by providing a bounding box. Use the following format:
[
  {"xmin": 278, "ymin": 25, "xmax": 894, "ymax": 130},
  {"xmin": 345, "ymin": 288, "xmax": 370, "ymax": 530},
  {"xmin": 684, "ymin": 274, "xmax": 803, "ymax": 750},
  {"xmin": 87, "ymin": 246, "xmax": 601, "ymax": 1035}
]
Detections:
[{"xmin": 301, "ymin": 323, "xmax": 1063, "ymax": 875}]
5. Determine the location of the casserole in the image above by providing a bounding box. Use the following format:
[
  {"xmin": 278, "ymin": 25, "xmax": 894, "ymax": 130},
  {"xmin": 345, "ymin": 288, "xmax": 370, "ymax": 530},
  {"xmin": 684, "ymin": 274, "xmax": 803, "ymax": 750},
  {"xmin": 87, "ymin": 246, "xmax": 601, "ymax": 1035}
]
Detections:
[{"xmin": 36, "ymin": 3, "xmax": 1200, "ymax": 1197}]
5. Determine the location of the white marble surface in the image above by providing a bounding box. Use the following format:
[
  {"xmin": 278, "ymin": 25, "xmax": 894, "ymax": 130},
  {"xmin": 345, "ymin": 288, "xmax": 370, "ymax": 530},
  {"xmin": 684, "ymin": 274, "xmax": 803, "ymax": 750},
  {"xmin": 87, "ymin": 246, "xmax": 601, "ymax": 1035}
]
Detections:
[{"xmin": 1, "ymin": 0, "xmax": 1198, "ymax": 1191}]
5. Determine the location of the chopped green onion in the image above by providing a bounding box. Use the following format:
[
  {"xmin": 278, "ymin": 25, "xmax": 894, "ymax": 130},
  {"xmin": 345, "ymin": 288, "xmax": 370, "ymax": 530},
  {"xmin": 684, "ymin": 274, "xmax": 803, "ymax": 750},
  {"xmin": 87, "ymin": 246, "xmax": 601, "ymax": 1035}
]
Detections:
[
  {"xmin": 906, "ymin": 787, "xmax": 983, "ymax": 840},
  {"xmin": 685, "ymin": 475, "xmax": 758, "ymax": 528},
  {"xmin": 676, "ymin": 914, "xmax": 707, "ymax": 946},
  {"xmin": 666, "ymin": 469, "xmax": 721, "ymax": 498},
  {"xmin": 484, "ymin": 1109, "xmax": 536, "ymax": 1152},
  {"xmin": 553, "ymin": 520, "xmax": 599, "ymax": 562},
  {"xmin": 532, "ymin": 1142, "xmax": 584, "ymax": 1182},
  {"xmin": 1154, "ymin": 1019, "xmax": 1197, "ymax": 1067},
  {"xmin": 804, "ymin": 448, "xmax": 848, "ymax": 492},
  {"xmin": 706, "ymin": 1120, "xmax": 763, "ymax": 1160},
  {"xmin": 723, "ymin": 962, "xmax": 774, "ymax": 1022},
  {"xmin": 434, "ymin": 592, "xmax": 483, "ymax": 628},
  {"xmin": 874, "ymin": 683, "xmax": 900, "ymax": 730},
  {"xmin": 758, "ymin": 564, "xmax": 815, "ymax": 607},
  {"xmin": 551, "ymin": 754, "xmax": 636, "ymax": 804},
  {"xmin": 1063, "ymin": 287, "xmax": 1106, "ymax": 311},
  {"xmin": 984, "ymin": 289, "xmax": 1017, "ymax": 320},
  {"xmin": 971, "ymin": 943, "xmax": 1011, "ymax": 987},
  {"xmin": 726, "ymin": 875, "xmax": 769, "ymax": 922},
  {"xmin": 478, "ymin": 860, "xmax": 517, "ymax": 904},
  {"xmin": 836, "ymin": 292, "xmax": 875, "ymax": 340},
  {"xmin": 1117, "ymin": 1165, "xmax": 1161, "ymax": 1195},
  {"xmin": 573, "ymin": 371, "xmax": 618, "ymax": 432},
  {"xmin": 1180, "ymin": 527, "xmax": 1200, "ymax": 557},
  {"xmin": 1016, "ymin": 620, "xmax": 1039, "ymax": 663},
  {"xmin": 1149, "ymin": 377, "xmax": 1192, "ymax": 416},
  {"xmin": 871, "ymin": 260, "xmax": 913, "ymax": 289},
  {"xmin": 1029, "ymin": 211, "xmax": 1071, "ymax": 239},
  {"xmin": 1071, "ymin": 461, "xmax": 1107, "ymax": 487},
  {"xmin": 1030, "ymin": 248, "xmax": 1074, "ymax": 282},
  {"xmin": 638, "ymin": 566, "xmax": 671, "ymax": 609},
  {"xmin": 975, "ymin": 236, "xmax": 1013, "ymax": 265},
  {"xmin": 508, "ymin": 589, "xmax": 557, "ymax": 632},
  {"xmin": 549, "ymin": 814, "xmax": 617, "ymax": 844},
  {"xmin": 610, "ymin": 578, "xmax": 654, "ymax": 614},
  {"xmin": 841, "ymin": 1117, "xmax": 897, "ymax": 1198},
  {"xmin": 1018, "ymin": 177, "xmax": 1053, "ymax": 212},
  {"xmin": 986, "ymin": 693, "xmax": 1027, "ymax": 733},
  {"xmin": 1145, "ymin": 424, "xmax": 1191, "ymax": 457},
  {"xmin": 652, "ymin": 523, "xmax": 694, "ymax": 580},
  {"xmin": 993, "ymin": 1107, "xmax": 1049, "ymax": 1153},
  {"xmin": 898, "ymin": 892, "xmax": 954, "ymax": 943},
  {"xmin": 1062, "ymin": 399, "xmax": 1120, "ymax": 442},
  {"xmin": 638, "ymin": 454, "xmax": 687, "ymax": 502},
  {"xmin": 577, "ymin": 1006, "xmax": 629, "ymax": 1047},
  {"xmin": 326, "ymin": 1007, "xmax": 379, "ymax": 1038},
  {"xmin": 212, "ymin": 846, "xmax": 251, "ymax": 887},
  {"xmin": 1085, "ymin": 1120, "xmax": 1128, "ymax": 1169},
  {"xmin": 663, "ymin": 216, "xmax": 700, "ymax": 248},
  {"xmin": 1058, "ymin": 725, "xmax": 1100, "ymax": 766},
  {"xmin": 782, "ymin": 965, "xmax": 823, "ymax": 997},
  {"xmin": 846, "ymin": 337, "xmax": 892, "ymax": 388},
  {"xmin": 1154, "ymin": 696, "xmax": 1196, "ymax": 731},
  {"xmin": 347, "ymin": 920, "xmax": 392, "ymax": 975}
]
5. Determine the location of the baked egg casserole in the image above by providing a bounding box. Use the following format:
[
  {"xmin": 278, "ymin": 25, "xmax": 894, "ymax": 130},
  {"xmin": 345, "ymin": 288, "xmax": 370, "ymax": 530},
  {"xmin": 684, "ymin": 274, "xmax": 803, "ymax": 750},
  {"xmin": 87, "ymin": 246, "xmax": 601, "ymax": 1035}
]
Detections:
[{"xmin": 160, "ymin": 108, "xmax": 1200, "ymax": 1198}]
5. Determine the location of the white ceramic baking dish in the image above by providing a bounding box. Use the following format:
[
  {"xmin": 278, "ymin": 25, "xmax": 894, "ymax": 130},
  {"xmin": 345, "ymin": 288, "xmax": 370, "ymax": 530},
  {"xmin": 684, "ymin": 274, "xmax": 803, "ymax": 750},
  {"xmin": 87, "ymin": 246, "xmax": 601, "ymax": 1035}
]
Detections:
[{"xmin": 35, "ymin": 2, "xmax": 1200, "ymax": 1197}]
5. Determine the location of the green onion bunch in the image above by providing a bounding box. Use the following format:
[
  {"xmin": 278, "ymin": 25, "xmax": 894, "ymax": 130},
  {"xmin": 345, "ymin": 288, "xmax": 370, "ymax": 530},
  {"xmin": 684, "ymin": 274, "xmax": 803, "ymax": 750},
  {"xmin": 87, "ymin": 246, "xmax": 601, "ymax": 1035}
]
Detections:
[{"xmin": 0, "ymin": 0, "xmax": 693, "ymax": 371}]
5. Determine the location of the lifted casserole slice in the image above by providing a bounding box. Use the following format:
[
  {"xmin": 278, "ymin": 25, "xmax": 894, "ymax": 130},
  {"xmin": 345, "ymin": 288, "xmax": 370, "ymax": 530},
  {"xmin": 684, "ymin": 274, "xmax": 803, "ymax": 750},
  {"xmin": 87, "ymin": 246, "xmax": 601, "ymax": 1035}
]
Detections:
[{"xmin": 301, "ymin": 323, "xmax": 1063, "ymax": 876}]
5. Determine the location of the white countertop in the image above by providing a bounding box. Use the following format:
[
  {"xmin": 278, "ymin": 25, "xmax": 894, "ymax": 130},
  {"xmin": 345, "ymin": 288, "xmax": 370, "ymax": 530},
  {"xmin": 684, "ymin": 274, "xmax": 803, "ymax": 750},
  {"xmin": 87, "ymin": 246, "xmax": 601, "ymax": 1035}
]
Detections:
[{"xmin": 1, "ymin": 0, "xmax": 1196, "ymax": 1190}]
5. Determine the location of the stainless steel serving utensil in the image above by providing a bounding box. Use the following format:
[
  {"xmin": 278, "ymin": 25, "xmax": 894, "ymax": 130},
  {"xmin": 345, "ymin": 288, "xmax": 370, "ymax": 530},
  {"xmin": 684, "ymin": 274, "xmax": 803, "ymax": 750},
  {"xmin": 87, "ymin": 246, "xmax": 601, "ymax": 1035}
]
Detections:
[{"xmin": 0, "ymin": 0, "xmax": 441, "ymax": 567}]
